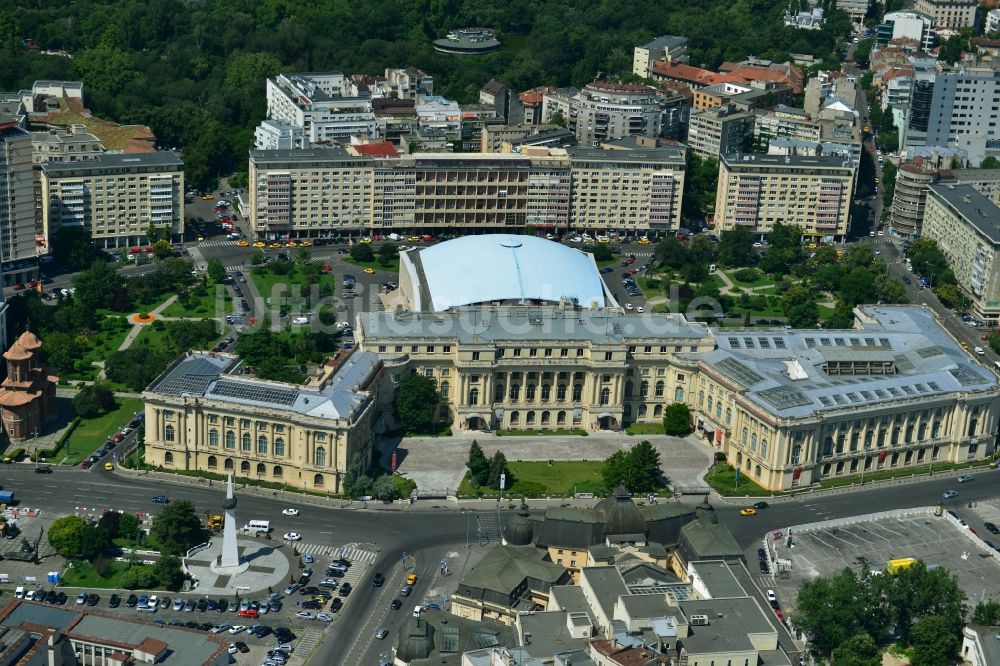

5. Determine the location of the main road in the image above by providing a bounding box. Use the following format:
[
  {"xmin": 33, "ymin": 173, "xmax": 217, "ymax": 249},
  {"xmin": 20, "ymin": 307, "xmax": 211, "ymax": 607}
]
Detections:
[{"xmin": 7, "ymin": 462, "xmax": 1000, "ymax": 664}]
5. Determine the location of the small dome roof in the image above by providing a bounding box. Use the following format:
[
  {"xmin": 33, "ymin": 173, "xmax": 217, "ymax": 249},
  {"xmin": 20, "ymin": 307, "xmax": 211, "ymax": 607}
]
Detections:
[
  {"xmin": 396, "ymin": 618, "xmax": 435, "ymax": 661},
  {"xmin": 504, "ymin": 501, "xmax": 534, "ymax": 546},
  {"xmin": 595, "ymin": 484, "xmax": 646, "ymax": 537},
  {"xmin": 3, "ymin": 343, "xmax": 32, "ymax": 361},
  {"xmin": 0, "ymin": 390, "xmax": 37, "ymax": 407},
  {"xmin": 16, "ymin": 330, "xmax": 42, "ymax": 350}
]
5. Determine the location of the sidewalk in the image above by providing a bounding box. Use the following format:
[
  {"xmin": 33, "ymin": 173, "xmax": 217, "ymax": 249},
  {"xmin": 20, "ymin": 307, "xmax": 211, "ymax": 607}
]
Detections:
[{"xmin": 118, "ymin": 295, "xmax": 180, "ymax": 351}]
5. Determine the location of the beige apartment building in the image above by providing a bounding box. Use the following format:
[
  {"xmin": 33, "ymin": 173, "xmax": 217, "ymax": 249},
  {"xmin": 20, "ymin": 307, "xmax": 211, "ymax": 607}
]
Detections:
[
  {"xmin": 715, "ymin": 152, "xmax": 856, "ymax": 240},
  {"xmin": 39, "ymin": 152, "xmax": 185, "ymax": 248},
  {"xmin": 922, "ymin": 183, "xmax": 1000, "ymax": 322},
  {"xmin": 686, "ymin": 105, "xmax": 755, "ymax": 159},
  {"xmin": 913, "ymin": 0, "xmax": 978, "ymax": 28},
  {"xmin": 248, "ymin": 145, "xmax": 685, "ymax": 238},
  {"xmin": 142, "ymin": 350, "xmax": 385, "ymax": 494}
]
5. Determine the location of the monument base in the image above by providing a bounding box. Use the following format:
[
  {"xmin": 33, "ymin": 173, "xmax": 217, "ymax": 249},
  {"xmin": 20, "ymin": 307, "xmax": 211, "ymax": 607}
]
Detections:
[
  {"xmin": 210, "ymin": 560, "xmax": 250, "ymax": 576},
  {"xmin": 183, "ymin": 538, "xmax": 291, "ymax": 595}
]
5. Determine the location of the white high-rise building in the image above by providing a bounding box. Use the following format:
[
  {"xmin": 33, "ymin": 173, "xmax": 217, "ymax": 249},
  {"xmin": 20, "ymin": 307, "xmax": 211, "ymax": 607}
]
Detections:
[
  {"xmin": 265, "ymin": 72, "xmax": 376, "ymax": 145},
  {"xmin": 0, "ymin": 121, "xmax": 40, "ymax": 288}
]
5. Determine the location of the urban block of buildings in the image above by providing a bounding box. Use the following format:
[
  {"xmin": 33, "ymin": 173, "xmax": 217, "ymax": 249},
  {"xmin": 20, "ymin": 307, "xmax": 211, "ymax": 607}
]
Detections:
[
  {"xmin": 632, "ymin": 35, "xmax": 690, "ymax": 78},
  {"xmin": 264, "ymin": 72, "xmax": 377, "ymax": 146},
  {"xmin": 912, "ymin": 0, "xmax": 978, "ymax": 29}
]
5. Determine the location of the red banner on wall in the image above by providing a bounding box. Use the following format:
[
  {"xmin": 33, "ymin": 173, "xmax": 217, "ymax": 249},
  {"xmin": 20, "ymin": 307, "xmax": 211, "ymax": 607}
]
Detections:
[
  {"xmin": 878, "ymin": 449, "xmax": 888, "ymax": 463},
  {"xmin": 792, "ymin": 466, "xmax": 803, "ymax": 480}
]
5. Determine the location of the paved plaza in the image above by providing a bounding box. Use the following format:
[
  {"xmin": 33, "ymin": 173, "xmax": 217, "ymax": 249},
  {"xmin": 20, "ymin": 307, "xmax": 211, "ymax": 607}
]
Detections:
[
  {"xmin": 377, "ymin": 432, "xmax": 715, "ymax": 496},
  {"xmin": 183, "ymin": 537, "xmax": 291, "ymax": 595}
]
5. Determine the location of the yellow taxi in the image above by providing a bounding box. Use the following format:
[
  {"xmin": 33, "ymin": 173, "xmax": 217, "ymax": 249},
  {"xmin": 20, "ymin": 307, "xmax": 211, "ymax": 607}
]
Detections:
[
  {"xmin": 253, "ymin": 241, "xmax": 265, "ymax": 248},
  {"xmin": 407, "ymin": 235, "xmax": 421, "ymax": 242},
  {"xmin": 201, "ymin": 194, "xmax": 214, "ymax": 200},
  {"xmin": 300, "ymin": 239, "xmax": 313, "ymax": 247},
  {"xmin": 638, "ymin": 237, "xmax": 651, "ymax": 245},
  {"xmin": 286, "ymin": 240, "xmax": 298, "ymax": 248},
  {"xmin": 961, "ymin": 341, "xmax": 970, "ymax": 350},
  {"xmin": 406, "ymin": 573, "xmax": 418, "ymax": 585},
  {"xmin": 739, "ymin": 507, "xmax": 757, "ymax": 517},
  {"xmin": 359, "ymin": 237, "xmax": 372, "ymax": 244},
  {"xmin": 269, "ymin": 242, "xmax": 283, "ymax": 249},
  {"xmin": 806, "ymin": 242, "xmax": 817, "ymax": 250},
  {"xmin": 196, "ymin": 236, "xmax": 205, "ymax": 242},
  {"xmin": 237, "ymin": 240, "xmax": 249, "ymax": 247},
  {"xmin": 363, "ymin": 267, "xmax": 375, "ymax": 274},
  {"xmin": 104, "ymin": 462, "xmax": 114, "ymax": 471}
]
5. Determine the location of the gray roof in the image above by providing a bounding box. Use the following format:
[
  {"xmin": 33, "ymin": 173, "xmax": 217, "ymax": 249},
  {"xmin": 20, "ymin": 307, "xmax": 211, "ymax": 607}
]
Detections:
[
  {"xmin": 639, "ymin": 35, "xmax": 688, "ymax": 51},
  {"xmin": 690, "ymin": 306, "xmax": 999, "ymax": 420},
  {"xmin": 567, "ymin": 146, "xmax": 686, "ymax": 165},
  {"xmin": 459, "ymin": 545, "xmax": 567, "ymax": 596},
  {"xmin": 361, "ymin": 309, "xmax": 709, "ymax": 346},
  {"xmin": 928, "ymin": 183, "xmax": 1000, "ymax": 244},
  {"xmin": 689, "ymin": 560, "xmax": 748, "ymax": 598},
  {"xmin": 40, "ymin": 151, "xmax": 182, "ymax": 173},
  {"xmin": 580, "ymin": 567, "xmax": 629, "ymax": 619},
  {"xmin": 721, "ymin": 151, "xmax": 854, "ymax": 170},
  {"xmin": 677, "ymin": 597, "xmax": 776, "ymax": 654},
  {"xmin": 618, "ymin": 594, "xmax": 675, "ymax": 620},
  {"xmin": 70, "ymin": 615, "xmax": 226, "ymax": 665},
  {"xmin": 146, "ymin": 351, "xmax": 380, "ymax": 421},
  {"xmin": 967, "ymin": 625, "xmax": 1000, "ymax": 666},
  {"xmin": 2, "ymin": 601, "xmax": 78, "ymax": 630},
  {"xmin": 518, "ymin": 612, "xmax": 590, "ymax": 659},
  {"xmin": 549, "ymin": 585, "xmax": 594, "ymax": 617},
  {"xmin": 397, "ymin": 610, "xmax": 517, "ymax": 666}
]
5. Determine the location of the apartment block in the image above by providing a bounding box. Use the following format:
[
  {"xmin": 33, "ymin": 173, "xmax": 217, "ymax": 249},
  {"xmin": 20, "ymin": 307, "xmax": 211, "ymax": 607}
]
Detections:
[
  {"xmin": 248, "ymin": 145, "xmax": 686, "ymax": 237},
  {"xmin": 253, "ymin": 119, "xmax": 307, "ymax": 150},
  {"xmin": 686, "ymin": 105, "xmax": 755, "ymax": 159},
  {"xmin": 384, "ymin": 67, "xmax": 433, "ymax": 100},
  {"xmin": 836, "ymin": 0, "xmax": 872, "ymax": 20},
  {"xmin": 0, "ymin": 122, "xmax": 41, "ymax": 287},
  {"xmin": 264, "ymin": 72, "xmax": 376, "ymax": 145},
  {"xmin": 715, "ymin": 152, "xmax": 856, "ymax": 239},
  {"xmin": 40, "ymin": 152, "xmax": 185, "ymax": 248},
  {"xmin": 987, "ymin": 8, "xmax": 1000, "ymax": 33},
  {"xmin": 632, "ymin": 35, "xmax": 689, "ymax": 77},
  {"xmin": 30, "ymin": 124, "xmax": 104, "ymax": 164},
  {"xmin": 891, "ymin": 162, "xmax": 939, "ymax": 238},
  {"xmin": 753, "ymin": 106, "xmax": 823, "ymax": 147},
  {"xmin": 922, "ymin": 184, "xmax": 1000, "ymax": 321},
  {"xmin": 575, "ymin": 82, "xmax": 663, "ymax": 147},
  {"xmin": 913, "ymin": 0, "xmax": 978, "ymax": 28},
  {"xmin": 924, "ymin": 64, "xmax": 1000, "ymax": 147},
  {"xmin": 877, "ymin": 11, "xmax": 936, "ymax": 50}
]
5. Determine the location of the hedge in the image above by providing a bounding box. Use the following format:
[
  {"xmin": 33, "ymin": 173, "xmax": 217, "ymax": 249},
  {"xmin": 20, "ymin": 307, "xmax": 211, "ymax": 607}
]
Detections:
[
  {"xmin": 31, "ymin": 417, "xmax": 81, "ymax": 461},
  {"xmin": 4, "ymin": 448, "xmax": 25, "ymax": 462}
]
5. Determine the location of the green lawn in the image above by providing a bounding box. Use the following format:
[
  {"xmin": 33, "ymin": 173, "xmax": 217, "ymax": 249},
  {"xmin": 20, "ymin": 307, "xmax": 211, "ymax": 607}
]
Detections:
[
  {"xmin": 704, "ymin": 463, "xmax": 772, "ymax": 497},
  {"xmin": 637, "ymin": 276, "xmax": 664, "ymax": 298},
  {"xmin": 62, "ymin": 397, "xmax": 144, "ymax": 465},
  {"xmin": 625, "ymin": 422, "xmax": 666, "ymax": 435},
  {"xmin": 60, "ymin": 560, "xmax": 156, "ymax": 589},
  {"xmin": 251, "ymin": 264, "xmax": 337, "ymax": 305},
  {"xmin": 67, "ymin": 325, "xmax": 134, "ymax": 380},
  {"xmin": 458, "ymin": 460, "xmax": 610, "ymax": 497},
  {"xmin": 160, "ymin": 285, "xmax": 231, "ymax": 318},
  {"xmin": 342, "ymin": 257, "xmax": 400, "ymax": 273}
]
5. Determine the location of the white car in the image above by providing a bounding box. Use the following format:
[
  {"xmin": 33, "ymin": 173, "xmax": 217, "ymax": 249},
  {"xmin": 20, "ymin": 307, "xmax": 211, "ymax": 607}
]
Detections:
[
  {"xmin": 316, "ymin": 613, "xmax": 333, "ymax": 622},
  {"xmin": 296, "ymin": 611, "xmax": 315, "ymax": 620},
  {"xmin": 877, "ymin": 230, "xmax": 884, "ymax": 236},
  {"xmin": 281, "ymin": 508, "xmax": 299, "ymax": 517},
  {"xmin": 636, "ymin": 306, "xmax": 644, "ymax": 313},
  {"xmin": 975, "ymin": 346, "xmax": 986, "ymax": 355},
  {"xmin": 625, "ymin": 303, "xmax": 634, "ymax": 311},
  {"xmin": 228, "ymin": 625, "xmax": 245, "ymax": 634},
  {"xmin": 228, "ymin": 644, "xmax": 238, "ymax": 655},
  {"xmin": 283, "ymin": 532, "xmax": 302, "ymax": 541},
  {"xmin": 766, "ymin": 589, "xmax": 777, "ymax": 603}
]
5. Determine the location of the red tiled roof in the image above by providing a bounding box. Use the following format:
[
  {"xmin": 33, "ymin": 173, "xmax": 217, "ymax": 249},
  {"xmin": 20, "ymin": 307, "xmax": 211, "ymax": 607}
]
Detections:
[
  {"xmin": 351, "ymin": 141, "xmax": 398, "ymax": 158},
  {"xmin": 650, "ymin": 60, "xmax": 738, "ymax": 87},
  {"xmin": 726, "ymin": 65, "xmax": 804, "ymax": 94},
  {"xmin": 519, "ymin": 86, "xmax": 555, "ymax": 105}
]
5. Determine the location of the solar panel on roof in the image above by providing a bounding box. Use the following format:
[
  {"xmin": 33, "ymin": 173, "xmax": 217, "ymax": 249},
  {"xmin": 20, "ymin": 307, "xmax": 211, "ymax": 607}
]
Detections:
[
  {"xmin": 833, "ymin": 394, "xmax": 846, "ymax": 404},
  {"xmin": 759, "ymin": 337, "xmax": 771, "ymax": 349},
  {"xmin": 949, "ymin": 366, "xmax": 988, "ymax": 387},
  {"xmin": 887, "ymin": 387, "xmax": 901, "ymax": 396},
  {"xmin": 864, "ymin": 338, "xmax": 875, "ymax": 346},
  {"xmin": 835, "ymin": 338, "xmax": 846, "ymax": 346},
  {"xmin": 209, "ymin": 379, "xmax": 298, "ymax": 406},
  {"xmin": 819, "ymin": 396, "xmax": 832, "ymax": 406},
  {"xmin": 758, "ymin": 385, "xmax": 812, "ymax": 409},
  {"xmin": 850, "ymin": 337, "xmax": 861, "ymax": 346},
  {"xmin": 439, "ymin": 627, "xmax": 460, "ymax": 652},
  {"xmin": 927, "ymin": 381, "xmax": 941, "ymax": 391},
  {"xmin": 846, "ymin": 392, "xmax": 860, "ymax": 402},
  {"xmin": 820, "ymin": 338, "xmax": 831, "ymax": 346},
  {"xmin": 916, "ymin": 346, "xmax": 943, "ymax": 358},
  {"xmin": 773, "ymin": 338, "xmax": 787, "ymax": 349},
  {"xmin": 879, "ymin": 338, "xmax": 890, "ymax": 348},
  {"xmin": 914, "ymin": 383, "xmax": 927, "ymax": 392},
  {"xmin": 804, "ymin": 338, "xmax": 816, "ymax": 348},
  {"xmin": 743, "ymin": 337, "xmax": 756, "ymax": 349},
  {"xmin": 901, "ymin": 385, "xmax": 915, "ymax": 395},
  {"xmin": 875, "ymin": 389, "xmax": 889, "ymax": 398},
  {"xmin": 715, "ymin": 357, "xmax": 765, "ymax": 387},
  {"xmin": 728, "ymin": 337, "xmax": 741, "ymax": 348},
  {"xmin": 860, "ymin": 390, "xmax": 875, "ymax": 400}
]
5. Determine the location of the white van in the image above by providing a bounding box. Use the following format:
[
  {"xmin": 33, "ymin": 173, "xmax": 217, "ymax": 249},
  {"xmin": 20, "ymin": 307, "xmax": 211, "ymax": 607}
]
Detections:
[
  {"xmin": 413, "ymin": 605, "xmax": 423, "ymax": 618},
  {"xmin": 14, "ymin": 587, "xmax": 24, "ymax": 598},
  {"xmin": 244, "ymin": 520, "xmax": 271, "ymax": 534}
]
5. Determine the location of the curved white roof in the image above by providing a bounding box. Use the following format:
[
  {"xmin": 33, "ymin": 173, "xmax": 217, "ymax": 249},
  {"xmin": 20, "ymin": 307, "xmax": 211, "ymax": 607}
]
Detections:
[{"xmin": 417, "ymin": 234, "xmax": 607, "ymax": 311}]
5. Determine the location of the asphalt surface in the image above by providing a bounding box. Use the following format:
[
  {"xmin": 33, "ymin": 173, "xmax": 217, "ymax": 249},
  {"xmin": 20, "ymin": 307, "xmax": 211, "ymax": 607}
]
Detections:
[{"xmin": 7, "ymin": 463, "xmax": 1000, "ymax": 664}]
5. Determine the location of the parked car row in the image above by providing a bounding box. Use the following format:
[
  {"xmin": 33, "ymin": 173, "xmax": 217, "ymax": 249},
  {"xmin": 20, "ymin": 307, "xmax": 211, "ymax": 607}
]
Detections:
[{"xmin": 80, "ymin": 414, "xmax": 144, "ymax": 470}]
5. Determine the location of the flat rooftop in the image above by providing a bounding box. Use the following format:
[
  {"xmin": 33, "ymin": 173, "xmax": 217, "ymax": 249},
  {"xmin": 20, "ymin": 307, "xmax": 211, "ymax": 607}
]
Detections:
[
  {"xmin": 928, "ymin": 183, "xmax": 1000, "ymax": 245},
  {"xmin": 721, "ymin": 151, "xmax": 854, "ymax": 169},
  {"xmin": 40, "ymin": 150, "xmax": 182, "ymax": 173}
]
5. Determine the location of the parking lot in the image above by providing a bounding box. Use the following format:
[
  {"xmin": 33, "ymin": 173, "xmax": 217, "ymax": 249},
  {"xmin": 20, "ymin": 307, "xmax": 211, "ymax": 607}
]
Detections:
[{"xmin": 770, "ymin": 511, "xmax": 1000, "ymax": 618}]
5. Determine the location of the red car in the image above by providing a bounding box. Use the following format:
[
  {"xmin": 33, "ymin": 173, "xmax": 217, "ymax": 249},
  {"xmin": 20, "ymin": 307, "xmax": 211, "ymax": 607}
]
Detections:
[
  {"xmin": 112, "ymin": 433, "xmax": 125, "ymax": 443},
  {"xmin": 775, "ymin": 608, "xmax": 784, "ymax": 621},
  {"xmin": 625, "ymin": 257, "xmax": 635, "ymax": 265},
  {"xmin": 81, "ymin": 461, "xmax": 92, "ymax": 469},
  {"xmin": 238, "ymin": 608, "xmax": 259, "ymax": 619},
  {"xmin": 627, "ymin": 268, "xmax": 638, "ymax": 275}
]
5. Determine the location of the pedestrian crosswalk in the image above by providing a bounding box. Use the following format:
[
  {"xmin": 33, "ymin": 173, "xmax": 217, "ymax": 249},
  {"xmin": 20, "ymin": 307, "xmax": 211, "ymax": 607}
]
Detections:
[
  {"xmin": 297, "ymin": 543, "xmax": 377, "ymax": 565},
  {"xmin": 224, "ymin": 264, "xmax": 245, "ymax": 272},
  {"xmin": 287, "ymin": 627, "xmax": 323, "ymax": 664},
  {"xmin": 198, "ymin": 240, "xmax": 239, "ymax": 247}
]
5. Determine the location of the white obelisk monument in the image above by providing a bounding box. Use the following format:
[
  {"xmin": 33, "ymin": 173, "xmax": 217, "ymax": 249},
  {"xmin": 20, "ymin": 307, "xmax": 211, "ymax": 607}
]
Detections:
[{"xmin": 215, "ymin": 473, "xmax": 249, "ymax": 574}]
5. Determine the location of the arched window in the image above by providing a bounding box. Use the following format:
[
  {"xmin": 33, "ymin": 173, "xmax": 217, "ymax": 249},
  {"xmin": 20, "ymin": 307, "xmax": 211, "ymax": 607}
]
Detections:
[
  {"xmin": 751, "ymin": 433, "xmax": 758, "ymax": 452},
  {"xmin": 791, "ymin": 444, "xmax": 801, "ymax": 465},
  {"xmin": 654, "ymin": 405, "xmax": 663, "ymax": 417},
  {"xmin": 707, "ymin": 396, "xmax": 714, "ymax": 411},
  {"xmin": 273, "ymin": 465, "xmax": 283, "ymax": 478},
  {"xmin": 624, "ymin": 381, "xmax": 633, "ymax": 397},
  {"xmin": 510, "ymin": 411, "xmax": 520, "ymax": 425},
  {"xmin": 510, "ymin": 385, "xmax": 520, "ymax": 401},
  {"xmin": 572, "ymin": 384, "xmax": 583, "ymax": 401},
  {"xmin": 755, "ymin": 464, "xmax": 762, "ymax": 477},
  {"xmin": 207, "ymin": 455, "xmax": 217, "ymax": 469},
  {"xmin": 557, "ymin": 384, "xmax": 567, "ymax": 401},
  {"xmin": 240, "ymin": 460, "xmax": 250, "ymax": 474},
  {"xmin": 313, "ymin": 474, "xmax": 324, "ymax": 487},
  {"xmin": 655, "ymin": 381, "xmax": 664, "ymax": 398},
  {"xmin": 526, "ymin": 385, "xmax": 536, "ymax": 401},
  {"xmin": 698, "ymin": 390, "xmax": 704, "ymax": 405},
  {"xmin": 257, "ymin": 435, "xmax": 268, "ymax": 455},
  {"xmin": 640, "ymin": 381, "xmax": 649, "ymax": 397},
  {"xmin": 541, "ymin": 411, "xmax": 550, "ymax": 424},
  {"xmin": 241, "ymin": 433, "xmax": 251, "ymax": 451},
  {"xmin": 674, "ymin": 387, "xmax": 685, "ymax": 402},
  {"xmin": 742, "ymin": 427, "xmax": 749, "ymax": 445},
  {"xmin": 725, "ymin": 408, "xmax": 732, "ymax": 425},
  {"xmin": 556, "ymin": 411, "xmax": 566, "ymax": 425},
  {"xmin": 822, "ymin": 436, "xmax": 834, "ymax": 457},
  {"xmin": 495, "ymin": 384, "xmax": 505, "ymax": 402},
  {"xmin": 164, "ymin": 452, "xmax": 173, "ymax": 464},
  {"xmin": 737, "ymin": 452, "xmax": 743, "ymax": 465},
  {"xmin": 256, "ymin": 463, "xmax": 266, "ymax": 476},
  {"xmin": 600, "ymin": 387, "xmax": 610, "ymax": 405},
  {"xmin": 440, "ymin": 381, "xmax": 449, "ymax": 398},
  {"xmin": 274, "ymin": 437, "xmax": 285, "ymax": 457},
  {"xmin": 164, "ymin": 425, "xmax": 175, "ymax": 442},
  {"xmin": 314, "ymin": 446, "xmax": 326, "ymax": 467},
  {"xmin": 209, "ymin": 429, "xmax": 219, "ymax": 447},
  {"xmin": 541, "ymin": 385, "xmax": 551, "ymax": 401},
  {"xmin": 468, "ymin": 387, "xmax": 479, "ymax": 405},
  {"xmin": 526, "ymin": 411, "xmax": 536, "ymax": 425},
  {"xmin": 225, "ymin": 431, "xmax": 235, "ymax": 449},
  {"xmin": 716, "ymin": 402, "xmax": 723, "ymax": 418},
  {"xmin": 638, "ymin": 404, "xmax": 648, "ymax": 418},
  {"xmin": 761, "ymin": 439, "xmax": 768, "ymax": 458},
  {"xmin": 224, "ymin": 458, "xmax": 234, "ymax": 470}
]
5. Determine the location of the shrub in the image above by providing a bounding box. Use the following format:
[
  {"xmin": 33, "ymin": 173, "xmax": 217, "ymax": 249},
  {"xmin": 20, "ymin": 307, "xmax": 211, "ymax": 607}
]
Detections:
[
  {"xmin": 120, "ymin": 567, "xmax": 158, "ymax": 590},
  {"xmin": 733, "ymin": 268, "xmax": 760, "ymax": 283}
]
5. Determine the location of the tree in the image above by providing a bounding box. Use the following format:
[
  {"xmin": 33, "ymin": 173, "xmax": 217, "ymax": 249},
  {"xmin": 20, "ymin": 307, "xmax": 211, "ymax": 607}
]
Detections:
[
  {"xmin": 206, "ymin": 259, "xmax": 226, "ymax": 284},
  {"xmin": 153, "ymin": 554, "xmax": 187, "ymax": 591},
  {"xmin": 796, "ymin": 568, "xmax": 867, "ymax": 656},
  {"xmin": 662, "ymin": 402, "xmax": 692, "ymax": 436},
  {"xmin": 655, "ymin": 236, "xmax": 687, "ymax": 269},
  {"xmin": 73, "ymin": 260, "xmax": 125, "ymax": 312},
  {"xmin": 152, "ymin": 239, "xmax": 173, "ymax": 260},
  {"xmin": 827, "ymin": 300, "xmax": 857, "ymax": 328},
  {"xmin": 467, "ymin": 441, "xmax": 490, "ymax": 487},
  {"xmin": 350, "ymin": 243, "xmax": 374, "ymax": 262},
  {"xmin": 683, "ymin": 154, "xmax": 719, "ymax": 219},
  {"xmin": 98, "ymin": 511, "xmax": 121, "ymax": 539},
  {"xmin": 73, "ymin": 385, "xmax": 103, "ymax": 418},
  {"xmin": 972, "ymin": 600, "xmax": 1000, "ymax": 625},
  {"xmin": 588, "ymin": 244, "xmax": 613, "ymax": 262},
  {"xmin": 50, "ymin": 227, "xmax": 94, "ymax": 270},
  {"xmin": 601, "ymin": 450, "xmax": 630, "ymax": 490},
  {"xmin": 981, "ymin": 156, "xmax": 1000, "ymax": 169},
  {"xmin": 342, "ymin": 452, "xmax": 368, "ymax": 498},
  {"xmin": 150, "ymin": 501, "xmax": 206, "ymax": 555},
  {"xmin": 934, "ymin": 283, "xmax": 963, "ymax": 308},
  {"xmin": 393, "ymin": 373, "xmax": 440, "ymax": 434},
  {"xmin": 717, "ymin": 227, "xmax": 754, "ymax": 267},
  {"xmin": 118, "ymin": 512, "xmax": 140, "ymax": 542},
  {"xmin": 40, "ymin": 331, "xmax": 85, "ymax": 374},
  {"xmin": 371, "ymin": 475, "xmax": 400, "ymax": 501},
  {"xmin": 486, "ymin": 451, "xmax": 510, "ymax": 490},
  {"xmin": 782, "ymin": 286, "xmax": 819, "ymax": 328},
  {"xmin": 120, "ymin": 567, "xmax": 157, "ymax": 590},
  {"xmin": 601, "ymin": 441, "xmax": 663, "ymax": 493},
  {"xmin": 47, "ymin": 515, "xmax": 89, "ymax": 557},
  {"xmin": 378, "ymin": 243, "xmax": 399, "ymax": 266},
  {"xmin": 830, "ymin": 633, "xmax": 881, "ymax": 666},
  {"xmin": 910, "ymin": 615, "xmax": 960, "ymax": 666}
]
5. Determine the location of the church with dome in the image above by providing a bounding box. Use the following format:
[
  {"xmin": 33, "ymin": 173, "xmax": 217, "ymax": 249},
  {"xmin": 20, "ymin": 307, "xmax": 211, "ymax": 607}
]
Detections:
[{"xmin": 0, "ymin": 331, "xmax": 59, "ymax": 440}]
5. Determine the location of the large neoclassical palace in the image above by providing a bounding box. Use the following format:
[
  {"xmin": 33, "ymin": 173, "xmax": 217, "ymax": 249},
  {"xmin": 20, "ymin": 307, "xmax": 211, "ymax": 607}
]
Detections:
[{"xmin": 144, "ymin": 234, "xmax": 1000, "ymax": 492}]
